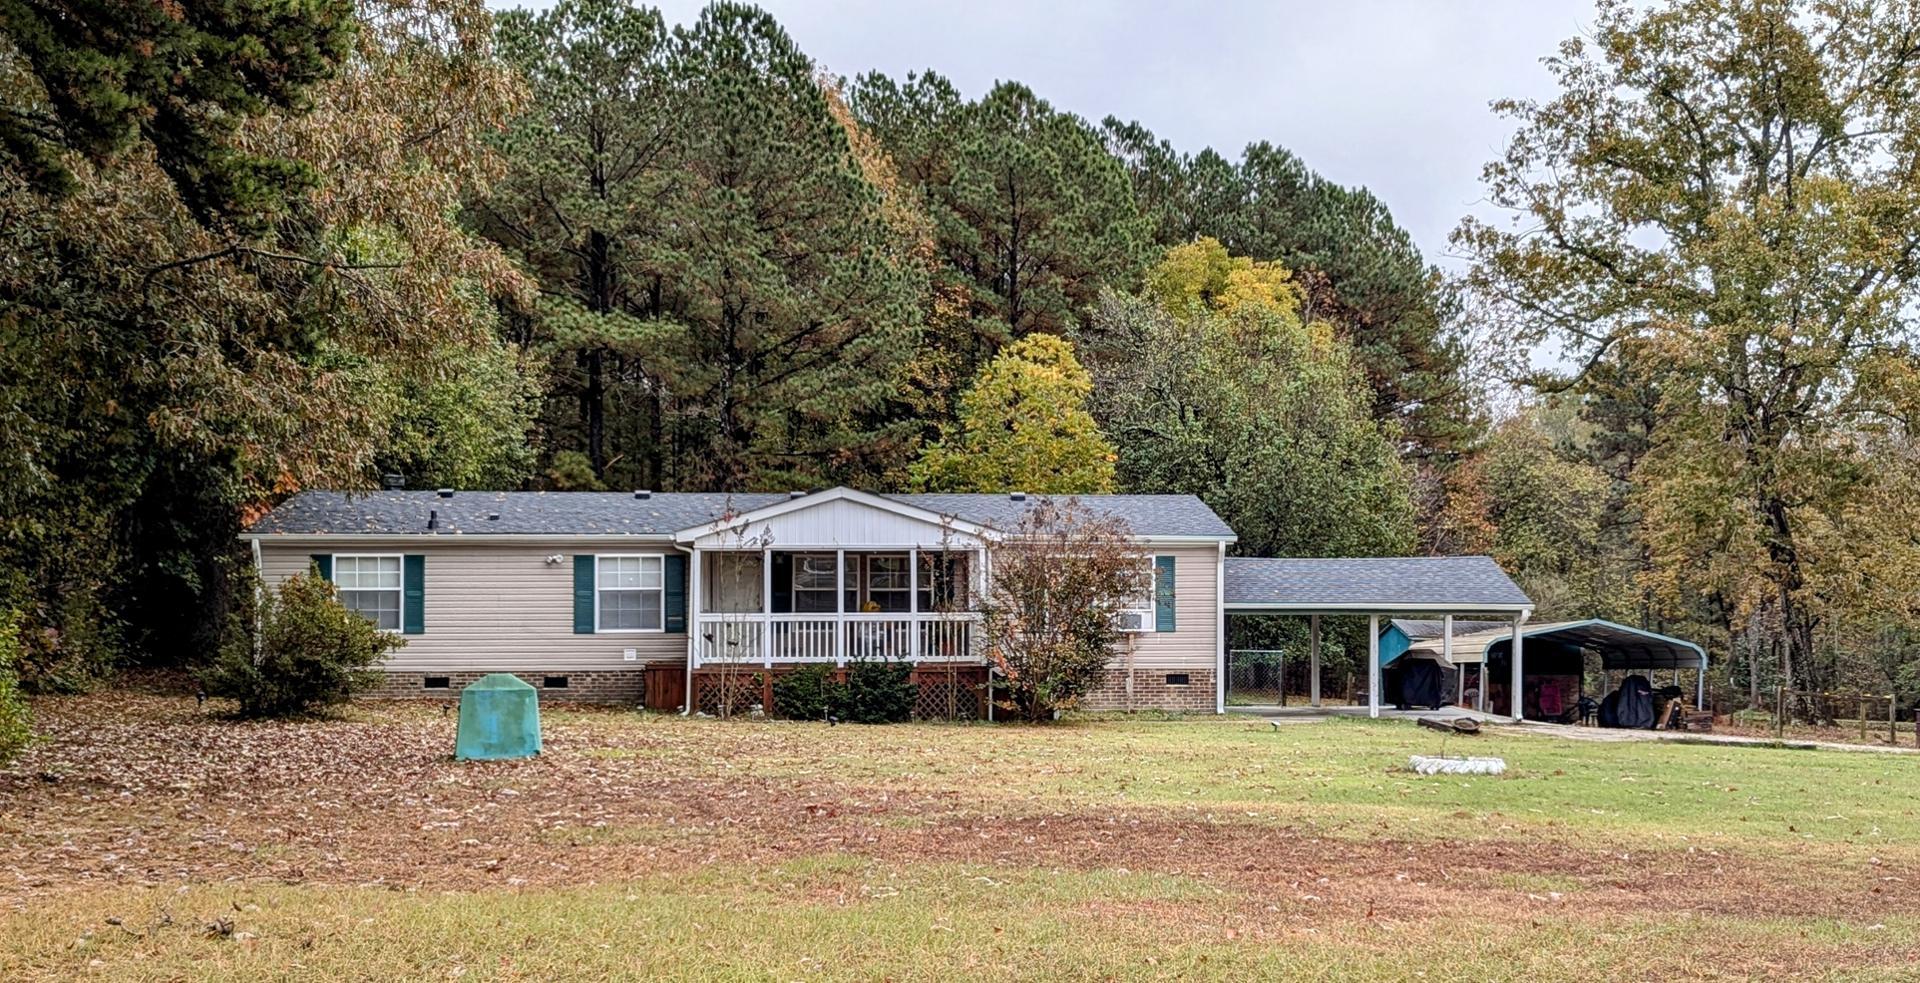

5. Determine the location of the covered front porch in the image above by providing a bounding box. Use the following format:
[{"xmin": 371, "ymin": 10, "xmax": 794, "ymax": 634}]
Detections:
[
  {"xmin": 688, "ymin": 547, "xmax": 985, "ymax": 667},
  {"xmin": 673, "ymin": 489, "xmax": 998, "ymax": 685}
]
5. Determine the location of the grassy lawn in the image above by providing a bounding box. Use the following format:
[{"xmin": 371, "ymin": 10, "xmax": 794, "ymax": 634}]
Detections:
[{"xmin": 2, "ymin": 694, "xmax": 1915, "ymax": 981}]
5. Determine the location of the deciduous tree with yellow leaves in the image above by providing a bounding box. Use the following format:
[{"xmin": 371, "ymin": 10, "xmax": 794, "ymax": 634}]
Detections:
[{"xmin": 910, "ymin": 335, "xmax": 1117, "ymax": 494}]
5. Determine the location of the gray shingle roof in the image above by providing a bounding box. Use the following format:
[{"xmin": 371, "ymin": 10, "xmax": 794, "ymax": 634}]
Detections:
[
  {"xmin": 1223, "ymin": 556, "xmax": 1532, "ymax": 610},
  {"xmin": 245, "ymin": 490, "xmax": 1237, "ymax": 539}
]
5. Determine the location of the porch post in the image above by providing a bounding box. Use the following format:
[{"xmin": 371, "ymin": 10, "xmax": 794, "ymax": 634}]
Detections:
[
  {"xmin": 835, "ymin": 548, "xmax": 846, "ymax": 667},
  {"xmin": 1308, "ymin": 615, "xmax": 1322, "ymax": 707},
  {"xmin": 688, "ymin": 549, "xmax": 703, "ymax": 669},
  {"xmin": 684, "ymin": 547, "xmax": 700, "ymax": 715},
  {"xmin": 908, "ymin": 547, "xmax": 920, "ymax": 662},
  {"xmin": 1444, "ymin": 615, "xmax": 1459, "ymax": 707},
  {"xmin": 762, "ymin": 547, "xmax": 774, "ymax": 669},
  {"xmin": 1367, "ymin": 614, "xmax": 1381, "ymax": 719},
  {"xmin": 1509, "ymin": 613, "xmax": 1528, "ymax": 723}
]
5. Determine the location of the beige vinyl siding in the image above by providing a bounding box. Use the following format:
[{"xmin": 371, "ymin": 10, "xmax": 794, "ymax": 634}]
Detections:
[
  {"xmin": 259, "ymin": 540, "xmax": 686, "ymax": 672},
  {"xmin": 1116, "ymin": 544, "xmax": 1219, "ymax": 671}
]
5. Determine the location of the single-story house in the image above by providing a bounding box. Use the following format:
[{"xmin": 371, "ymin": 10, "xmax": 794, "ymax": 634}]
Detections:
[{"xmin": 243, "ymin": 486, "xmax": 1549, "ymax": 717}]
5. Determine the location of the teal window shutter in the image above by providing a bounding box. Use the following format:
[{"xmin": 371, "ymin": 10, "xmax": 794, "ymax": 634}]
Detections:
[
  {"xmin": 402, "ymin": 555, "xmax": 426, "ymax": 634},
  {"xmin": 573, "ymin": 555, "xmax": 596, "ymax": 634},
  {"xmin": 663, "ymin": 554, "xmax": 688, "ymax": 633},
  {"xmin": 1153, "ymin": 555, "xmax": 1176, "ymax": 632},
  {"xmin": 310, "ymin": 554, "xmax": 333, "ymax": 582}
]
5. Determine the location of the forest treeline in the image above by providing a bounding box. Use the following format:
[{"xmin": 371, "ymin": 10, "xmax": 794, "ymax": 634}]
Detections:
[{"xmin": 1, "ymin": 0, "xmax": 1916, "ymax": 710}]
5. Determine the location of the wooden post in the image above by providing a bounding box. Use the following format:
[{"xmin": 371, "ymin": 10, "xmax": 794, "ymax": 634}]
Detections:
[
  {"xmin": 1367, "ymin": 614, "xmax": 1381, "ymax": 719},
  {"xmin": 1309, "ymin": 615, "xmax": 1322, "ymax": 708},
  {"xmin": 1509, "ymin": 615, "xmax": 1526, "ymax": 723}
]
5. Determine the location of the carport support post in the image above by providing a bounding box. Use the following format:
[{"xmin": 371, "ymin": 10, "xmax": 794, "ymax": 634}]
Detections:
[
  {"xmin": 1509, "ymin": 613, "xmax": 1528, "ymax": 723},
  {"xmin": 1445, "ymin": 615, "xmax": 1460, "ymax": 707},
  {"xmin": 1309, "ymin": 615, "xmax": 1322, "ymax": 708},
  {"xmin": 1367, "ymin": 614, "xmax": 1381, "ymax": 719}
]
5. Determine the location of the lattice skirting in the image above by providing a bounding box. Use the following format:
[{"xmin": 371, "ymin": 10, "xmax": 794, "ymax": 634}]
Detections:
[{"xmin": 690, "ymin": 665, "xmax": 989, "ymax": 721}]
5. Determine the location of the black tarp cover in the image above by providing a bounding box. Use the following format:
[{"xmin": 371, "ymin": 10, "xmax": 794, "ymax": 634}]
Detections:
[
  {"xmin": 1396, "ymin": 658, "xmax": 1445, "ymax": 710},
  {"xmin": 1598, "ymin": 674, "xmax": 1655, "ymax": 729}
]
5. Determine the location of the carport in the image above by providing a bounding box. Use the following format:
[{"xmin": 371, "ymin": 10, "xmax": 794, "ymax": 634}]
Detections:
[
  {"xmin": 1220, "ymin": 557, "xmax": 1535, "ymax": 720},
  {"xmin": 1399, "ymin": 619, "xmax": 1709, "ymax": 722}
]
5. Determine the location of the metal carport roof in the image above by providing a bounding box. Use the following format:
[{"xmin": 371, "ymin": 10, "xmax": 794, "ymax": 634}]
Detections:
[{"xmin": 1401, "ymin": 619, "xmax": 1706, "ymax": 671}]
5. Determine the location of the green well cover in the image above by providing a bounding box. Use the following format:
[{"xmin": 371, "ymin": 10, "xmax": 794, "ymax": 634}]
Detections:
[{"xmin": 454, "ymin": 673, "xmax": 542, "ymax": 761}]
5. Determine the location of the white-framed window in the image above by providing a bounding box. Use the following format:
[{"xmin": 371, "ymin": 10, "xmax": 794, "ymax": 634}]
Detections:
[
  {"xmin": 1115, "ymin": 560, "xmax": 1157, "ymax": 633},
  {"xmin": 864, "ymin": 554, "xmax": 910, "ymax": 612},
  {"xmin": 791, "ymin": 553, "xmax": 838, "ymax": 613},
  {"xmin": 335, "ymin": 554, "xmax": 403, "ymax": 632},
  {"xmin": 597, "ymin": 554, "xmax": 664, "ymax": 631}
]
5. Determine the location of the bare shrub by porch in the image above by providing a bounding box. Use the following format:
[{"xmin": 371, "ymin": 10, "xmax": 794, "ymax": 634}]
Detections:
[{"xmin": 981, "ymin": 498, "xmax": 1146, "ymax": 721}]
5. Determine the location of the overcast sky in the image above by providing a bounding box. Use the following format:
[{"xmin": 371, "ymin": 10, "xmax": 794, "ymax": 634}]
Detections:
[{"xmin": 486, "ymin": 0, "xmax": 1596, "ymax": 274}]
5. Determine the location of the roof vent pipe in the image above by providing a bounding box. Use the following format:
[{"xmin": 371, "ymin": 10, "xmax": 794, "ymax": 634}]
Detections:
[
  {"xmin": 1009, "ymin": 491, "xmax": 1027, "ymax": 502},
  {"xmin": 633, "ymin": 490, "xmax": 651, "ymax": 500},
  {"xmin": 436, "ymin": 488, "xmax": 454, "ymax": 498},
  {"xmin": 789, "ymin": 490, "xmax": 807, "ymax": 499},
  {"xmin": 427, "ymin": 508, "xmax": 438, "ymax": 530}
]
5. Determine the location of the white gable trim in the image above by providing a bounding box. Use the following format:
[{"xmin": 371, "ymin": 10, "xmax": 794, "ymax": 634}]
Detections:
[{"xmin": 671, "ymin": 487, "xmax": 994, "ymax": 545}]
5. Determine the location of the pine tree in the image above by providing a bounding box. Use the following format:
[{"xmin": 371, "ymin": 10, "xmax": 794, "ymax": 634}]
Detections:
[
  {"xmin": 663, "ymin": 2, "xmax": 923, "ymax": 489},
  {"xmin": 479, "ymin": 0, "xmax": 681, "ymax": 484},
  {"xmin": 0, "ymin": 0, "xmax": 356, "ymax": 225},
  {"xmin": 852, "ymin": 73, "xmax": 1150, "ymax": 373},
  {"xmin": 477, "ymin": 2, "xmax": 925, "ymax": 491}
]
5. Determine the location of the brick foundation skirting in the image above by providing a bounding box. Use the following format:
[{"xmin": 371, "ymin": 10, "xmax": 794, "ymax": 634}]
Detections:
[
  {"xmin": 368, "ymin": 670, "xmax": 644, "ymax": 704},
  {"xmin": 1081, "ymin": 667, "xmax": 1217, "ymax": 712}
]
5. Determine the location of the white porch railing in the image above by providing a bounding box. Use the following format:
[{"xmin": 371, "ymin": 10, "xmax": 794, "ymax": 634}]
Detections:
[{"xmin": 693, "ymin": 613, "xmax": 982, "ymax": 667}]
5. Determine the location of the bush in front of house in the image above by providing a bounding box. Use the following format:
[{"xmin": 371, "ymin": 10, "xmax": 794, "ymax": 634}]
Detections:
[
  {"xmin": 201, "ymin": 572, "xmax": 402, "ymax": 718},
  {"xmin": 838, "ymin": 656, "xmax": 914, "ymax": 724},
  {"xmin": 980, "ymin": 498, "xmax": 1144, "ymax": 722},
  {"xmin": 0, "ymin": 609, "xmax": 32, "ymax": 764},
  {"xmin": 772, "ymin": 663, "xmax": 837, "ymax": 721},
  {"xmin": 771, "ymin": 659, "xmax": 914, "ymax": 723}
]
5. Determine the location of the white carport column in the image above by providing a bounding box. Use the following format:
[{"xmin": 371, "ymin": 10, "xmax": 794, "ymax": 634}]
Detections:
[
  {"xmin": 1509, "ymin": 612, "xmax": 1529, "ymax": 723},
  {"xmin": 1444, "ymin": 615, "xmax": 1459, "ymax": 706},
  {"xmin": 1367, "ymin": 614, "xmax": 1381, "ymax": 719},
  {"xmin": 1308, "ymin": 615, "xmax": 1322, "ymax": 708}
]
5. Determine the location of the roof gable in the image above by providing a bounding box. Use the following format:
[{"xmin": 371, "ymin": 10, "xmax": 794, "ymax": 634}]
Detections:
[{"xmin": 675, "ymin": 488, "xmax": 991, "ymax": 548}]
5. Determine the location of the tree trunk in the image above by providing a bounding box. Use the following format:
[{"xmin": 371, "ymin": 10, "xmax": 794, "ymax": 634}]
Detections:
[{"xmin": 585, "ymin": 347, "xmax": 606, "ymax": 477}]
